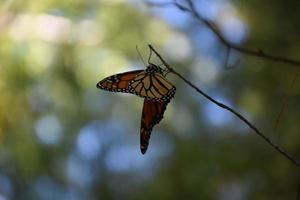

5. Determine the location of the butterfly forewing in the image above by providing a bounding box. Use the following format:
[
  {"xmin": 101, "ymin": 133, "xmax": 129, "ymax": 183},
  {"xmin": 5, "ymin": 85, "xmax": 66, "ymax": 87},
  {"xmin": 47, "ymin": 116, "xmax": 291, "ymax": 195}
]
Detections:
[
  {"xmin": 96, "ymin": 70, "xmax": 143, "ymax": 93},
  {"xmin": 140, "ymin": 99, "xmax": 169, "ymax": 154}
]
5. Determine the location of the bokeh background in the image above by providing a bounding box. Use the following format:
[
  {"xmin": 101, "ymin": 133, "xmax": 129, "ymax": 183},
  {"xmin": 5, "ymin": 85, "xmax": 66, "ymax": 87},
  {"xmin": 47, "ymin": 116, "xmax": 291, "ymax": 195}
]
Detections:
[{"xmin": 0, "ymin": 0, "xmax": 300, "ymax": 199}]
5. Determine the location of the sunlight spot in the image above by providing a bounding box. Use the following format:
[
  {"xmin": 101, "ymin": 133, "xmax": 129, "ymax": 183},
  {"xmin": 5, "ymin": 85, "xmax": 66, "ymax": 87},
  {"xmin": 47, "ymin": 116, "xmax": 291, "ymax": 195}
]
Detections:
[
  {"xmin": 150, "ymin": 0, "xmax": 190, "ymax": 28},
  {"xmin": 216, "ymin": 4, "xmax": 248, "ymax": 44},
  {"xmin": 219, "ymin": 15, "xmax": 248, "ymax": 44},
  {"xmin": 76, "ymin": 49, "xmax": 129, "ymax": 88},
  {"xmin": 26, "ymin": 42, "xmax": 56, "ymax": 75},
  {"xmin": 105, "ymin": 134, "xmax": 173, "ymax": 174},
  {"xmin": 105, "ymin": 145, "xmax": 149, "ymax": 173},
  {"xmin": 192, "ymin": 28, "xmax": 218, "ymax": 54},
  {"xmin": 9, "ymin": 14, "xmax": 33, "ymax": 41},
  {"xmin": 10, "ymin": 14, "xmax": 71, "ymax": 42},
  {"xmin": 9, "ymin": 14, "xmax": 103, "ymax": 45},
  {"xmin": 0, "ymin": 195, "xmax": 8, "ymax": 200},
  {"xmin": 35, "ymin": 115, "xmax": 62, "ymax": 146},
  {"xmin": 76, "ymin": 20, "xmax": 103, "ymax": 46},
  {"xmin": 195, "ymin": 0, "xmax": 220, "ymax": 20},
  {"xmin": 66, "ymin": 155, "xmax": 94, "ymax": 187},
  {"xmin": 195, "ymin": 1, "xmax": 249, "ymax": 45},
  {"xmin": 164, "ymin": 33, "xmax": 192, "ymax": 61},
  {"xmin": 192, "ymin": 56, "xmax": 219, "ymax": 85},
  {"xmin": 35, "ymin": 14, "xmax": 71, "ymax": 43},
  {"xmin": 76, "ymin": 126, "xmax": 102, "ymax": 160}
]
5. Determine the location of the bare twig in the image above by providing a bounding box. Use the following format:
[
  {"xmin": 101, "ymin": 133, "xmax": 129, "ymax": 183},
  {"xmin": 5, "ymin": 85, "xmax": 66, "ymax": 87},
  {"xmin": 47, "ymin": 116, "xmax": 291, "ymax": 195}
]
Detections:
[
  {"xmin": 223, "ymin": 47, "xmax": 231, "ymax": 69},
  {"xmin": 146, "ymin": 0, "xmax": 300, "ymax": 67},
  {"xmin": 148, "ymin": 44, "xmax": 300, "ymax": 167},
  {"xmin": 223, "ymin": 47, "xmax": 240, "ymax": 69},
  {"xmin": 274, "ymin": 68, "xmax": 300, "ymax": 132},
  {"xmin": 297, "ymin": 181, "xmax": 300, "ymax": 200}
]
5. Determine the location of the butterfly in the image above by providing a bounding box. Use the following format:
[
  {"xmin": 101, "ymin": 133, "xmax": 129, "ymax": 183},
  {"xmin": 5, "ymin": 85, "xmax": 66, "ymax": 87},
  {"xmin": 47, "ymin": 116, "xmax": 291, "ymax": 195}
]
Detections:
[{"xmin": 96, "ymin": 63, "xmax": 176, "ymax": 154}]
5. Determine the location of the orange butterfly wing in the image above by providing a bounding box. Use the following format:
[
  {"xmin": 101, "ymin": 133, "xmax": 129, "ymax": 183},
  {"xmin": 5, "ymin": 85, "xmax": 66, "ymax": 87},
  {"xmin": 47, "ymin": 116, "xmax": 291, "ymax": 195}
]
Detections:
[
  {"xmin": 96, "ymin": 70, "xmax": 143, "ymax": 93},
  {"xmin": 129, "ymin": 72, "xmax": 176, "ymax": 102},
  {"xmin": 97, "ymin": 69, "xmax": 176, "ymax": 102},
  {"xmin": 140, "ymin": 99, "xmax": 170, "ymax": 154}
]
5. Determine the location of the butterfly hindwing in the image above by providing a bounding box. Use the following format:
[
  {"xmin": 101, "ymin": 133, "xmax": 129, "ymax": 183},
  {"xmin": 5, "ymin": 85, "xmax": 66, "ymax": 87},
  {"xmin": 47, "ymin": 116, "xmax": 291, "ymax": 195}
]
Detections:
[
  {"xmin": 140, "ymin": 98, "xmax": 169, "ymax": 154},
  {"xmin": 129, "ymin": 72, "xmax": 176, "ymax": 102}
]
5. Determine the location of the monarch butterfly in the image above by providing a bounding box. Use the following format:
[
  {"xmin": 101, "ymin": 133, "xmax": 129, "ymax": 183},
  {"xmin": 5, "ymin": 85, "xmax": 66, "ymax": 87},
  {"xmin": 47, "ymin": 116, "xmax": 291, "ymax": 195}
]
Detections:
[
  {"xmin": 96, "ymin": 63, "xmax": 176, "ymax": 154},
  {"xmin": 97, "ymin": 64, "xmax": 176, "ymax": 102}
]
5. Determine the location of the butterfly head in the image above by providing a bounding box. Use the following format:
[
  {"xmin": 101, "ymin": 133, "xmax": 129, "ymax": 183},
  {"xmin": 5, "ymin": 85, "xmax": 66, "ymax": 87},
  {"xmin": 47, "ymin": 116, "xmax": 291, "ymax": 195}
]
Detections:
[{"xmin": 146, "ymin": 63, "xmax": 163, "ymax": 75}]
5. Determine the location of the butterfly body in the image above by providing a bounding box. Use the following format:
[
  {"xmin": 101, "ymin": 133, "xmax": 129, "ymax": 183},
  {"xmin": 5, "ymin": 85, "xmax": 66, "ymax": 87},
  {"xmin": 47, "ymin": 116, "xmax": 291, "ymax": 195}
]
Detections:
[
  {"xmin": 97, "ymin": 64, "xmax": 175, "ymax": 154},
  {"xmin": 144, "ymin": 63, "xmax": 163, "ymax": 74}
]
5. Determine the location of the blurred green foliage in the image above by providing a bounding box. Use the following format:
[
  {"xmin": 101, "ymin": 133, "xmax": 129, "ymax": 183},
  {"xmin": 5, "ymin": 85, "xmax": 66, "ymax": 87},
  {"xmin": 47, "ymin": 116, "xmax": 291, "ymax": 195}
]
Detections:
[{"xmin": 0, "ymin": 0, "xmax": 299, "ymax": 199}]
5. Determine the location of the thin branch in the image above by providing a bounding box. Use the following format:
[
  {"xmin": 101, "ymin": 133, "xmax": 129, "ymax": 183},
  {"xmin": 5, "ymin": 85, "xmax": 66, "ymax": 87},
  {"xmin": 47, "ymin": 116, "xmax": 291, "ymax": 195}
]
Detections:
[
  {"xmin": 223, "ymin": 47, "xmax": 231, "ymax": 68},
  {"xmin": 297, "ymin": 180, "xmax": 300, "ymax": 200},
  {"xmin": 223, "ymin": 47, "xmax": 238, "ymax": 69},
  {"xmin": 274, "ymin": 68, "xmax": 300, "ymax": 132},
  {"xmin": 146, "ymin": 0, "xmax": 300, "ymax": 67},
  {"xmin": 148, "ymin": 44, "xmax": 300, "ymax": 167}
]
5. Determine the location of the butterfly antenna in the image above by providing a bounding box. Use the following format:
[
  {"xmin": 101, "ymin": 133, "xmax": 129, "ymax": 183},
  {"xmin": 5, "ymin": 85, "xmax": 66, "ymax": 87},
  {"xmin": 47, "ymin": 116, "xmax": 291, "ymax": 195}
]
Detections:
[
  {"xmin": 136, "ymin": 45, "xmax": 147, "ymax": 67},
  {"xmin": 148, "ymin": 46, "xmax": 155, "ymax": 65}
]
